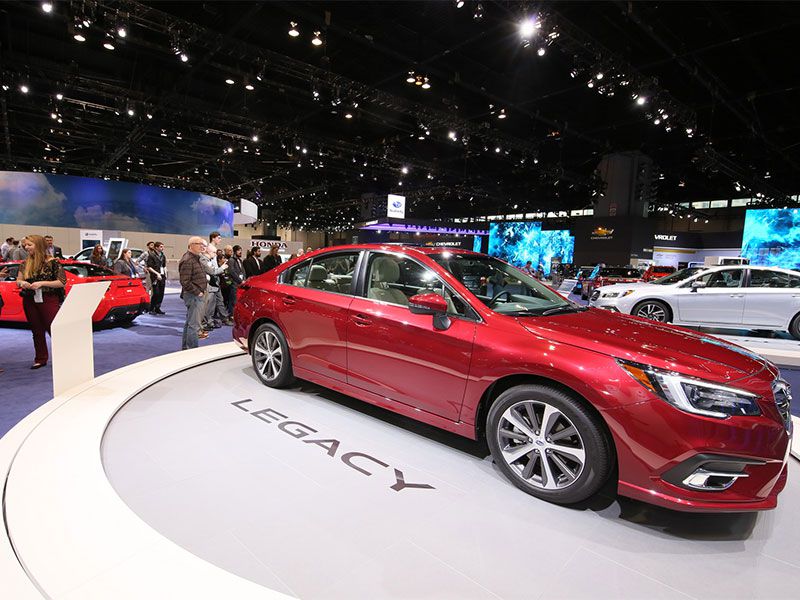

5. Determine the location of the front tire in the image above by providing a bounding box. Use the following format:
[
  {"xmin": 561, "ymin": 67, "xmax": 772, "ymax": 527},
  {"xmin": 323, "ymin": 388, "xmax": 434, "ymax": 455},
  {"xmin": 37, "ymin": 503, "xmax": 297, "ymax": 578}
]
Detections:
[
  {"xmin": 487, "ymin": 384, "xmax": 613, "ymax": 505},
  {"xmin": 632, "ymin": 299, "xmax": 671, "ymax": 323},
  {"xmin": 251, "ymin": 323, "xmax": 294, "ymax": 388},
  {"xmin": 789, "ymin": 314, "xmax": 800, "ymax": 340}
]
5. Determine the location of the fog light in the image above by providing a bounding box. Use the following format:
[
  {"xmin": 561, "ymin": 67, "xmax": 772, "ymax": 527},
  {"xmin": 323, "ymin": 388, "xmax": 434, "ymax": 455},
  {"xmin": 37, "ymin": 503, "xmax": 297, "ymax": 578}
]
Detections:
[{"xmin": 682, "ymin": 468, "xmax": 748, "ymax": 491}]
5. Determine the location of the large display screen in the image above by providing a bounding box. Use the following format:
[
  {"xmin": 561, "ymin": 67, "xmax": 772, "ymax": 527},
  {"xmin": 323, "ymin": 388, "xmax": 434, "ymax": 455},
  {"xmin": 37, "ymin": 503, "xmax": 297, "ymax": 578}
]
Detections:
[
  {"xmin": 741, "ymin": 208, "xmax": 799, "ymax": 270},
  {"xmin": 488, "ymin": 221, "xmax": 574, "ymax": 275},
  {"xmin": 0, "ymin": 171, "xmax": 233, "ymax": 236}
]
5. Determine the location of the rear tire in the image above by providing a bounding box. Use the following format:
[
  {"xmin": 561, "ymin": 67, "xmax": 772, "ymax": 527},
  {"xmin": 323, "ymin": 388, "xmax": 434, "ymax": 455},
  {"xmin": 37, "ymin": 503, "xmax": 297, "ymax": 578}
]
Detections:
[
  {"xmin": 486, "ymin": 384, "xmax": 613, "ymax": 505},
  {"xmin": 632, "ymin": 299, "xmax": 671, "ymax": 323},
  {"xmin": 251, "ymin": 323, "xmax": 294, "ymax": 388},
  {"xmin": 789, "ymin": 314, "xmax": 800, "ymax": 340}
]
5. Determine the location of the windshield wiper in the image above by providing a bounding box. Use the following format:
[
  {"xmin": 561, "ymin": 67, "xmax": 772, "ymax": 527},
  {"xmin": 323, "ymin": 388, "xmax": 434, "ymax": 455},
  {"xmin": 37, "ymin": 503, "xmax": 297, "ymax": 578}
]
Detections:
[{"xmin": 541, "ymin": 304, "xmax": 588, "ymax": 316}]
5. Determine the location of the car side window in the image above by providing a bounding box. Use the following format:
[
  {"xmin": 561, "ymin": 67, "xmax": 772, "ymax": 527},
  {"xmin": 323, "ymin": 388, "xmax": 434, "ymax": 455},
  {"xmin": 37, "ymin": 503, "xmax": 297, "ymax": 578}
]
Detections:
[
  {"xmin": 366, "ymin": 253, "xmax": 472, "ymax": 317},
  {"xmin": 748, "ymin": 269, "xmax": 794, "ymax": 288},
  {"xmin": 285, "ymin": 259, "xmax": 311, "ymax": 287},
  {"xmin": 305, "ymin": 252, "xmax": 360, "ymax": 295},
  {"xmin": 694, "ymin": 269, "xmax": 743, "ymax": 288},
  {"xmin": 2, "ymin": 264, "xmax": 18, "ymax": 281}
]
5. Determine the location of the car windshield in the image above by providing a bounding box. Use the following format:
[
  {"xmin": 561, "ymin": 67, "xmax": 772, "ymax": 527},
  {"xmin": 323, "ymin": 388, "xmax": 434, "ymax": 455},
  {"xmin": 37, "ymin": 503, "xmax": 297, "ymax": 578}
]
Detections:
[
  {"xmin": 652, "ymin": 267, "xmax": 704, "ymax": 285},
  {"xmin": 432, "ymin": 253, "xmax": 581, "ymax": 316}
]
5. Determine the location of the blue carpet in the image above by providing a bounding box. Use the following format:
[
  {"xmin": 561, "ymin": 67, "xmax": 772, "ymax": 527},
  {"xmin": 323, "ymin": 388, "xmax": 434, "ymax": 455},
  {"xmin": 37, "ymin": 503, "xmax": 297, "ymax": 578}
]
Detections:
[
  {"xmin": 1, "ymin": 293, "xmax": 798, "ymax": 440},
  {"xmin": 0, "ymin": 293, "xmax": 234, "ymax": 438}
]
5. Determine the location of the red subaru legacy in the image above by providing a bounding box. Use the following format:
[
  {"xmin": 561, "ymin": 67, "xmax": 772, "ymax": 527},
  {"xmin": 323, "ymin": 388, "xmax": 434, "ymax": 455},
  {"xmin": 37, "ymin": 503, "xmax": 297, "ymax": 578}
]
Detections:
[{"xmin": 233, "ymin": 245, "xmax": 791, "ymax": 512}]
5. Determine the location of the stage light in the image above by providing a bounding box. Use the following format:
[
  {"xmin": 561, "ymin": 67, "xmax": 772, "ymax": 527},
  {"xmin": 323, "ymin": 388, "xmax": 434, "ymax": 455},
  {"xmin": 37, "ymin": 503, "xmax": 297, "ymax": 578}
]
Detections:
[
  {"xmin": 406, "ymin": 71, "xmax": 416, "ymax": 84},
  {"xmin": 497, "ymin": 108, "xmax": 507, "ymax": 119},
  {"xmin": 19, "ymin": 83, "xmax": 29, "ymax": 94},
  {"xmin": 127, "ymin": 107, "xmax": 135, "ymax": 117},
  {"xmin": 180, "ymin": 52, "xmax": 189, "ymax": 62},
  {"xmin": 519, "ymin": 18, "xmax": 538, "ymax": 40},
  {"xmin": 41, "ymin": 2, "xmax": 53, "ymax": 14},
  {"xmin": 117, "ymin": 26, "xmax": 127, "ymax": 38},
  {"xmin": 456, "ymin": 0, "xmax": 465, "ymax": 8},
  {"xmin": 448, "ymin": 130, "xmax": 457, "ymax": 140},
  {"xmin": 495, "ymin": 146, "xmax": 501, "ymax": 153},
  {"xmin": 50, "ymin": 112, "xmax": 57, "ymax": 119},
  {"xmin": 146, "ymin": 113, "xmax": 153, "ymax": 119},
  {"xmin": 56, "ymin": 93, "xmax": 63, "ymax": 100},
  {"xmin": 244, "ymin": 80, "xmax": 254, "ymax": 91},
  {"xmin": 421, "ymin": 77, "xmax": 431, "ymax": 89},
  {"xmin": 636, "ymin": 96, "xmax": 647, "ymax": 106},
  {"xmin": 72, "ymin": 28, "xmax": 86, "ymax": 42},
  {"xmin": 312, "ymin": 31, "xmax": 323, "ymax": 46},
  {"xmin": 537, "ymin": 47, "xmax": 546, "ymax": 57},
  {"xmin": 225, "ymin": 77, "xmax": 235, "ymax": 85},
  {"xmin": 587, "ymin": 80, "xmax": 594, "ymax": 88},
  {"xmin": 473, "ymin": 2, "xmax": 483, "ymax": 20},
  {"xmin": 654, "ymin": 118, "xmax": 661, "ymax": 125},
  {"xmin": 401, "ymin": 166, "xmax": 409, "ymax": 174},
  {"xmin": 251, "ymin": 134, "xmax": 259, "ymax": 142},
  {"xmin": 344, "ymin": 112, "xmax": 353, "ymax": 119},
  {"xmin": 103, "ymin": 37, "xmax": 115, "ymax": 51},
  {"xmin": 288, "ymin": 21, "xmax": 299, "ymax": 37}
]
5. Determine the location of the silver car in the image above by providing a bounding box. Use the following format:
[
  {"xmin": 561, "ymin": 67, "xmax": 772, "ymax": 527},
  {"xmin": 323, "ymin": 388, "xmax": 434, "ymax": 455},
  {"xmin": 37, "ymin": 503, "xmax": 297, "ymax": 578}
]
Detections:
[{"xmin": 590, "ymin": 265, "xmax": 800, "ymax": 339}]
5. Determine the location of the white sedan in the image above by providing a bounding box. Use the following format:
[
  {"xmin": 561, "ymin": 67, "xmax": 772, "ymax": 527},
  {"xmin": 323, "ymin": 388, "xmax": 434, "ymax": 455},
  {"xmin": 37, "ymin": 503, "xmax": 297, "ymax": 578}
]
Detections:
[{"xmin": 589, "ymin": 265, "xmax": 800, "ymax": 339}]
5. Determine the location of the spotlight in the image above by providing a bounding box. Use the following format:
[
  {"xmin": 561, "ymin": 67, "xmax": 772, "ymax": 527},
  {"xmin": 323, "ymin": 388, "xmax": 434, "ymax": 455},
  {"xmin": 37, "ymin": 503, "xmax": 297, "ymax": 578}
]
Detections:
[
  {"xmin": 103, "ymin": 37, "xmax": 115, "ymax": 51},
  {"xmin": 456, "ymin": 0, "xmax": 465, "ymax": 7},
  {"xmin": 56, "ymin": 93, "xmax": 63, "ymax": 100},
  {"xmin": 51, "ymin": 112, "xmax": 57, "ymax": 119},
  {"xmin": 401, "ymin": 166, "xmax": 409, "ymax": 174},
  {"xmin": 519, "ymin": 17, "xmax": 540, "ymax": 40},
  {"xmin": 636, "ymin": 96, "xmax": 647, "ymax": 106},
  {"xmin": 127, "ymin": 107, "xmax": 135, "ymax": 117},
  {"xmin": 251, "ymin": 134, "xmax": 259, "ymax": 142},
  {"xmin": 180, "ymin": 52, "xmax": 189, "ymax": 63},
  {"xmin": 312, "ymin": 31, "xmax": 323, "ymax": 46},
  {"xmin": 406, "ymin": 71, "xmax": 416, "ymax": 84},
  {"xmin": 312, "ymin": 89, "xmax": 320, "ymax": 99},
  {"xmin": 537, "ymin": 47, "xmax": 546, "ymax": 57},
  {"xmin": 344, "ymin": 112, "xmax": 353, "ymax": 119},
  {"xmin": 596, "ymin": 72, "xmax": 604, "ymax": 80},
  {"xmin": 41, "ymin": 2, "xmax": 53, "ymax": 14},
  {"xmin": 495, "ymin": 146, "xmax": 501, "ymax": 153},
  {"xmin": 288, "ymin": 21, "xmax": 299, "ymax": 37},
  {"xmin": 225, "ymin": 78, "xmax": 235, "ymax": 85},
  {"xmin": 146, "ymin": 113, "xmax": 153, "ymax": 119},
  {"xmin": 421, "ymin": 77, "xmax": 431, "ymax": 90},
  {"xmin": 473, "ymin": 2, "xmax": 484, "ymax": 20},
  {"xmin": 244, "ymin": 80, "xmax": 254, "ymax": 91},
  {"xmin": 117, "ymin": 26, "xmax": 127, "ymax": 38},
  {"xmin": 654, "ymin": 118, "xmax": 661, "ymax": 125},
  {"xmin": 497, "ymin": 108, "xmax": 507, "ymax": 119},
  {"xmin": 19, "ymin": 83, "xmax": 29, "ymax": 94},
  {"xmin": 448, "ymin": 130, "xmax": 457, "ymax": 140},
  {"xmin": 587, "ymin": 80, "xmax": 594, "ymax": 89}
]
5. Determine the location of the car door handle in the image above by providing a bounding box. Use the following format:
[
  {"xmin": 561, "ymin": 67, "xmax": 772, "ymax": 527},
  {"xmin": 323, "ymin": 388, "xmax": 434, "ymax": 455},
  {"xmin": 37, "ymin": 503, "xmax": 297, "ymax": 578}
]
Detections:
[
  {"xmin": 282, "ymin": 296, "xmax": 297, "ymax": 306},
  {"xmin": 351, "ymin": 314, "xmax": 372, "ymax": 326}
]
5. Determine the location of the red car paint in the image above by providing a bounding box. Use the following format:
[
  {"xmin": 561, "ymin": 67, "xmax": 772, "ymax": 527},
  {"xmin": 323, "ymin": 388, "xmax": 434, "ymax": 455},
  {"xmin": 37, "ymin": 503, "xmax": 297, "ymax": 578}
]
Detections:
[
  {"xmin": 0, "ymin": 260, "xmax": 150, "ymax": 325},
  {"xmin": 233, "ymin": 245, "xmax": 791, "ymax": 512},
  {"xmin": 643, "ymin": 265, "xmax": 677, "ymax": 282}
]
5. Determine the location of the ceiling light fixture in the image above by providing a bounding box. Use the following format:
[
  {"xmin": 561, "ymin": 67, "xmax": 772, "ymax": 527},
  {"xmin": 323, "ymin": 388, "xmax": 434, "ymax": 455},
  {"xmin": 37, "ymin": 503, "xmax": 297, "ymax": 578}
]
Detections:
[
  {"xmin": 537, "ymin": 47, "xmax": 546, "ymax": 57},
  {"xmin": 312, "ymin": 31, "xmax": 323, "ymax": 46},
  {"xmin": 421, "ymin": 76, "xmax": 431, "ymax": 90},
  {"xmin": 117, "ymin": 26, "xmax": 127, "ymax": 38},
  {"xmin": 56, "ymin": 92, "xmax": 63, "ymax": 100},
  {"xmin": 406, "ymin": 71, "xmax": 416, "ymax": 84},
  {"xmin": 19, "ymin": 83, "xmax": 29, "ymax": 94},
  {"xmin": 251, "ymin": 134, "xmax": 259, "ymax": 142},
  {"xmin": 103, "ymin": 36, "xmax": 115, "ymax": 51},
  {"xmin": 180, "ymin": 52, "xmax": 189, "ymax": 62},
  {"xmin": 636, "ymin": 96, "xmax": 647, "ymax": 106},
  {"xmin": 288, "ymin": 21, "xmax": 299, "ymax": 37},
  {"xmin": 225, "ymin": 77, "xmax": 235, "ymax": 85},
  {"xmin": 456, "ymin": 0, "xmax": 465, "ymax": 8},
  {"xmin": 41, "ymin": 2, "xmax": 53, "ymax": 14}
]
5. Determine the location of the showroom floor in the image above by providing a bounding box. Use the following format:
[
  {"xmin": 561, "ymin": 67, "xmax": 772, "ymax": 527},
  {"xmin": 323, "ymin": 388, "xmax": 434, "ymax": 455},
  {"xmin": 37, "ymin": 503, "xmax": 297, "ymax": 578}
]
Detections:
[{"xmin": 102, "ymin": 355, "xmax": 800, "ymax": 600}]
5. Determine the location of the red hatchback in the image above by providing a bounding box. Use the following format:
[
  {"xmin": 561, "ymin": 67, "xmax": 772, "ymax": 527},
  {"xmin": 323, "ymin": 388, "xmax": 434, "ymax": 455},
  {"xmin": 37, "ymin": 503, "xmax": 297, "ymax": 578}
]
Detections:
[
  {"xmin": 0, "ymin": 260, "xmax": 150, "ymax": 326},
  {"xmin": 233, "ymin": 245, "xmax": 791, "ymax": 512}
]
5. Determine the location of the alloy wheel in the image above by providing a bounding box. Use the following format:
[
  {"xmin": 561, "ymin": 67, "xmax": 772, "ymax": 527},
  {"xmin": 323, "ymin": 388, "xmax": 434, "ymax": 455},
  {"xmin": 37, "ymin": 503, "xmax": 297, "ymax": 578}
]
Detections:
[
  {"xmin": 636, "ymin": 303, "xmax": 667, "ymax": 322},
  {"xmin": 497, "ymin": 400, "xmax": 586, "ymax": 490},
  {"xmin": 253, "ymin": 330, "xmax": 283, "ymax": 381}
]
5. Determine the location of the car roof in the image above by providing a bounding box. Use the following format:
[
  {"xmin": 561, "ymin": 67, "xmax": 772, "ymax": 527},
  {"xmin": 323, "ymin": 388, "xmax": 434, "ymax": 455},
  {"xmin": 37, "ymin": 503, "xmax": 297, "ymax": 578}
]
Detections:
[
  {"xmin": 302, "ymin": 244, "xmax": 484, "ymax": 258},
  {"xmin": 695, "ymin": 265, "xmax": 800, "ymax": 275}
]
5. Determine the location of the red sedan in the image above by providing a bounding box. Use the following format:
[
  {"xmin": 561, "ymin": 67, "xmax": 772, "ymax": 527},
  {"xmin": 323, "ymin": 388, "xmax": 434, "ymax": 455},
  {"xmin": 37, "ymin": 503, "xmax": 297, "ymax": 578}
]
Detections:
[
  {"xmin": 233, "ymin": 245, "xmax": 791, "ymax": 512},
  {"xmin": 0, "ymin": 260, "xmax": 150, "ymax": 326}
]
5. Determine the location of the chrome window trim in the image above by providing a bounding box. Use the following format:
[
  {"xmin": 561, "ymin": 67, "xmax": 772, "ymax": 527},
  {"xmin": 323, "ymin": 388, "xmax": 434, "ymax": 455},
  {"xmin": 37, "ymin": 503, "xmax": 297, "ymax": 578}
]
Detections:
[{"xmin": 279, "ymin": 251, "xmax": 361, "ymax": 298}]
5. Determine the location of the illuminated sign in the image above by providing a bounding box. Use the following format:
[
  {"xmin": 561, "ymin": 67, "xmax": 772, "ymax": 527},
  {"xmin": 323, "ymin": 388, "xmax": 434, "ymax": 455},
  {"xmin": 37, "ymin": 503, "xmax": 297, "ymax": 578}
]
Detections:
[
  {"xmin": 591, "ymin": 226, "xmax": 615, "ymax": 240},
  {"xmin": 387, "ymin": 194, "xmax": 406, "ymax": 219}
]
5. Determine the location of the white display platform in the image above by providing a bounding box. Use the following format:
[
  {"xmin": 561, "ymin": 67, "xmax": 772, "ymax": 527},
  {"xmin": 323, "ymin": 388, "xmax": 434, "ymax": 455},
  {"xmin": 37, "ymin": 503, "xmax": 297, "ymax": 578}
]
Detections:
[
  {"xmin": 2, "ymin": 343, "xmax": 798, "ymax": 599},
  {"xmin": 717, "ymin": 334, "xmax": 800, "ymax": 368}
]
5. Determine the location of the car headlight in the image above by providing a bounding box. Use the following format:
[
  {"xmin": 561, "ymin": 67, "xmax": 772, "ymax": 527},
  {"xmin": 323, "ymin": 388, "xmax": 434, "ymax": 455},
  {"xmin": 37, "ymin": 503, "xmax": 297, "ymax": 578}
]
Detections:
[
  {"xmin": 618, "ymin": 359, "xmax": 761, "ymax": 419},
  {"xmin": 602, "ymin": 290, "xmax": 635, "ymax": 298}
]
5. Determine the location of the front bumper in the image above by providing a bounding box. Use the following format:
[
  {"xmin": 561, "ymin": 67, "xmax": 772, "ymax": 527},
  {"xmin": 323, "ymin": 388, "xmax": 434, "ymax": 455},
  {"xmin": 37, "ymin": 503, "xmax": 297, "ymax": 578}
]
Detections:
[{"xmin": 606, "ymin": 372, "xmax": 791, "ymax": 512}]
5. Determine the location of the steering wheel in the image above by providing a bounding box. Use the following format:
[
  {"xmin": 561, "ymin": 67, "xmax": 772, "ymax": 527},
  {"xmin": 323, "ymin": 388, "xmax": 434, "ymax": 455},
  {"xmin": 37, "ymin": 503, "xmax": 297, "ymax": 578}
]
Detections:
[{"xmin": 488, "ymin": 289, "xmax": 512, "ymax": 307}]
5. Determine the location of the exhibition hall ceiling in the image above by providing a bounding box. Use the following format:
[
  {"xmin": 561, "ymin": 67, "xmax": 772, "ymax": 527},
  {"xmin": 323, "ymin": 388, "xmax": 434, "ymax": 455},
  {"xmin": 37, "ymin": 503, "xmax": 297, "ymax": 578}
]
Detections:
[{"xmin": 1, "ymin": 1, "xmax": 798, "ymax": 228}]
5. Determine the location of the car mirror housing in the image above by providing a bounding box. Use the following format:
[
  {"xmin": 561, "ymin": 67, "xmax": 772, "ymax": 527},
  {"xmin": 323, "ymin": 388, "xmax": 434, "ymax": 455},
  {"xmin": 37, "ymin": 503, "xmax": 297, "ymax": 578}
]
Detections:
[
  {"xmin": 408, "ymin": 293, "xmax": 448, "ymax": 315},
  {"xmin": 690, "ymin": 280, "xmax": 707, "ymax": 292}
]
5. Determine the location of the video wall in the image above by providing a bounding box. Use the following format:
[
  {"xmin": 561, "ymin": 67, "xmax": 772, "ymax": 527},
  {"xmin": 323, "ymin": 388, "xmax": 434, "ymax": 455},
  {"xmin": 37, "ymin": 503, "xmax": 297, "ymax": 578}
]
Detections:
[
  {"xmin": 488, "ymin": 221, "xmax": 574, "ymax": 275},
  {"xmin": 0, "ymin": 171, "xmax": 233, "ymax": 236},
  {"xmin": 741, "ymin": 208, "xmax": 800, "ymax": 270}
]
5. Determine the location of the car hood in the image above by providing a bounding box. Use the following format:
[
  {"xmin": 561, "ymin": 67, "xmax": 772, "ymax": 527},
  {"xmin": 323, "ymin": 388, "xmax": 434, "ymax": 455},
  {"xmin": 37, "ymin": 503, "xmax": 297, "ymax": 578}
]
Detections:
[{"xmin": 519, "ymin": 308, "xmax": 773, "ymax": 384}]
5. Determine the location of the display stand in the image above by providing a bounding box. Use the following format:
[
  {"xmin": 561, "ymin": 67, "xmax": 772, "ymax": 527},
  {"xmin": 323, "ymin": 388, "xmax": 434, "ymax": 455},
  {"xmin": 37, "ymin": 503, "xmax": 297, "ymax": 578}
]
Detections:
[{"xmin": 51, "ymin": 280, "xmax": 109, "ymax": 396}]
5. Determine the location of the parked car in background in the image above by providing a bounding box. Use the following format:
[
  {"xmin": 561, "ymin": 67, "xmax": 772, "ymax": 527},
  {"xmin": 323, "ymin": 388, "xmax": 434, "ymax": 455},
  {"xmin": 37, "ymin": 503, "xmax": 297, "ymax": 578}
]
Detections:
[
  {"xmin": 643, "ymin": 265, "xmax": 677, "ymax": 282},
  {"xmin": 69, "ymin": 246, "xmax": 144, "ymax": 263},
  {"xmin": 590, "ymin": 265, "xmax": 800, "ymax": 338},
  {"xmin": 581, "ymin": 266, "xmax": 642, "ymax": 300},
  {"xmin": 0, "ymin": 260, "xmax": 150, "ymax": 326},
  {"xmin": 233, "ymin": 245, "xmax": 791, "ymax": 512}
]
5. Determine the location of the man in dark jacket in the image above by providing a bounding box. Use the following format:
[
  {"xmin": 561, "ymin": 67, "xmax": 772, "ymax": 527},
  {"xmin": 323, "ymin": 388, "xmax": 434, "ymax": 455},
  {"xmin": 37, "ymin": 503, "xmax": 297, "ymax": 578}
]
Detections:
[
  {"xmin": 179, "ymin": 236, "xmax": 209, "ymax": 349},
  {"xmin": 147, "ymin": 241, "xmax": 167, "ymax": 314},
  {"xmin": 228, "ymin": 245, "xmax": 245, "ymax": 314},
  {"xmin": 243, "ymin": 247, "xmax": 262, "ymax": 278}
]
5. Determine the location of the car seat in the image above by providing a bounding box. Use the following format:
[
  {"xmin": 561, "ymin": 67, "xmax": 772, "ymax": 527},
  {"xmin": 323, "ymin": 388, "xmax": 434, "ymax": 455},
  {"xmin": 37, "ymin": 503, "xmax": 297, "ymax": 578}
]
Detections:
[
  {"xmin": 368, "ymin": 257, "xmax": 408, "ymax": 305},
  {"xmin": 307, "ymin": 264, "xmax": 339, "ymax": 292}
]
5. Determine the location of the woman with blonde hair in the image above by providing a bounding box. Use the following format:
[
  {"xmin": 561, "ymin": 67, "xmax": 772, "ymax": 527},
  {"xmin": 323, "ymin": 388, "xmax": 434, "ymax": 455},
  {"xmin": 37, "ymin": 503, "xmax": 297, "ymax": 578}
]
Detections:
[{"xmin": 15, "ymin": 234, "xmax": 66, "ymax": 369}]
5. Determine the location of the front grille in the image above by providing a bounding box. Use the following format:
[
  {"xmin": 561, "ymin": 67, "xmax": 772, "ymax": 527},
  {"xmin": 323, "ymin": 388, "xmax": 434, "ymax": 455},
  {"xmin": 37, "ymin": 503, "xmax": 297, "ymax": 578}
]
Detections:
[
  {"xmin": 772, "ymin": 379, "xmax": 792, "ymax": 432},
  {"xmin": 590, "ymin": 290, "xmax": 600, "ymax": 301}
]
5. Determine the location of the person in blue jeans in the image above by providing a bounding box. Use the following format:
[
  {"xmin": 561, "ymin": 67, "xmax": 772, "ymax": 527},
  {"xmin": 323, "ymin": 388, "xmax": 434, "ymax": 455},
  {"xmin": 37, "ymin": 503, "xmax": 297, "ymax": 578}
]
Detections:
[{"xmin": 178, "ymin": 237, "xmax": 209, "ymax": 349}]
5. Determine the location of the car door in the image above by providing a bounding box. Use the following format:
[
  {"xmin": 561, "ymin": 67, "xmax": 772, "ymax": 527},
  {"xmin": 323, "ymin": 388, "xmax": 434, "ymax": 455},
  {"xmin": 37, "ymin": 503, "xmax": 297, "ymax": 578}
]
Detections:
[
  {"xmin": 742, "ymin": 269, "xmax": 800, "ymax": 327},
  {"xmin": 274, "ymin": 251, "xmax": 361, "ymax": 383},
  {"xmin": 676, "ymin": 268, "xmax": 745, "ymax": 324},
  {"xmin": 346, "ymin": 251, "xmax": 477, "ymax": 420}
]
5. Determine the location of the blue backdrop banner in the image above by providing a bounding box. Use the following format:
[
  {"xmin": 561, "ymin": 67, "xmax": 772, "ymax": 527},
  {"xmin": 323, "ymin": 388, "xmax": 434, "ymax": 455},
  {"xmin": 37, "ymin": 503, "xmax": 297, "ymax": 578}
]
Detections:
[
  {"xmin": 741, "ymin": 208, "xmax": 799, "ymax": 270},
  {"xmin": 488, "ymin": 221, "xmax": 574, "ymax": 275},
  {"xmin": 0, "ymin": 171, "xmax": 233, "ymax": 236}
]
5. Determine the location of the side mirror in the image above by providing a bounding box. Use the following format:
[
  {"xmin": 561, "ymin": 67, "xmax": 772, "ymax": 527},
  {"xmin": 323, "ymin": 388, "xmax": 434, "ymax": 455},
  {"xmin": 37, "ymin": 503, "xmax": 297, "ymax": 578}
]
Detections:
[
  {"xmin": 408, "ymin": 293, "xmax": 451, "ymax": 331},
  {"xmin": 690, "ymin": 280, "xmax": 707, "ymax": 292},
  {"xmin": 408, "ymin": 292, "xmax": 448, "ymax": 315}
]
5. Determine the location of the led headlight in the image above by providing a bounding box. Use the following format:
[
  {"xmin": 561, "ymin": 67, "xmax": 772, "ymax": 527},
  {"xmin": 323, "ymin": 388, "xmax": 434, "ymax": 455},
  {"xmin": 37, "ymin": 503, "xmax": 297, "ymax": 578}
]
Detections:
[
  {"xmin": 618, "ymin": 359, "xmax": 761, "ymax": 419},
  {"xmin": 602, "ymin": 290, "xmax": 636, "ymax": 298}
]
